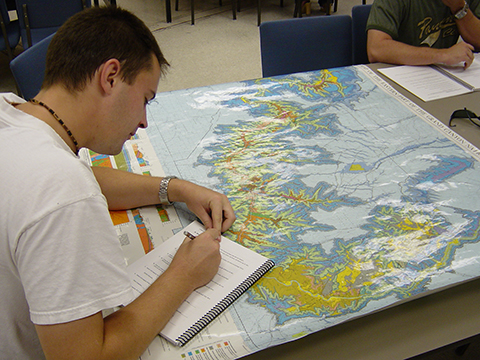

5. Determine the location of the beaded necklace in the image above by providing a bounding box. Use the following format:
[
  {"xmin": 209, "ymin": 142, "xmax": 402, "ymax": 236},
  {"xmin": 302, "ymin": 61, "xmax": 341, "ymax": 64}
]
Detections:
[{"xmin": 29, "ymin": 98, "xmax": 80, "ymax": 155}]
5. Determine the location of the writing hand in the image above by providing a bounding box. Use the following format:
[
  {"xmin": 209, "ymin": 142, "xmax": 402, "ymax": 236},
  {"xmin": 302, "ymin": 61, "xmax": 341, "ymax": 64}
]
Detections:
[
  {"xmin": 168, "ymin": 228, "xmax": 222, "ymax": 290},
  {"xmin": 442, "ymin": 41, "xmax": 475, "ymax": 69}
]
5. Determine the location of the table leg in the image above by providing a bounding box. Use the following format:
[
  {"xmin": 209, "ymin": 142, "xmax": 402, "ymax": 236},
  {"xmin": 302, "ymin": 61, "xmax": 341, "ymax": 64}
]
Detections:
[
  {"xmin": 166, "ymin": 0, "xmax": 172, "ymax": 23},
  {"xmin": 232, "ymin": 0, "xmax": 236, "ymax": 20}
]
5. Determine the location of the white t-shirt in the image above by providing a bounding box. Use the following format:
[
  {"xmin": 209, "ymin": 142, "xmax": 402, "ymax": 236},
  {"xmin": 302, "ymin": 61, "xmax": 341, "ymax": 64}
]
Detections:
[{"xmin": 0, "ymin": 93, "xmax": 134, "ymax": 359}]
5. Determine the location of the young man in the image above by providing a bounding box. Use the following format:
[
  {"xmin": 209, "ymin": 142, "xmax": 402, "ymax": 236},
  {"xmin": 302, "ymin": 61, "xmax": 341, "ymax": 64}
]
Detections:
[
  {"xmin": 366, "ymin": 0, "xmax": 480, "ymax": 69},
  {"xmin": 0, "ymin": 6, "xmax": 235, "ymax": 360}
]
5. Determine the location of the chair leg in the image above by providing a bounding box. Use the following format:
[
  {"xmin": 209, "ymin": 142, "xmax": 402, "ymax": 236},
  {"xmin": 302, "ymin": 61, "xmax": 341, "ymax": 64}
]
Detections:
[
  {"xmin": 166, "ymin": 0, "xmax": 172, "ymax": 22},
  {"xmin": 22, "ymin": 4, "xmax": 32, "ymax": 48},
  {"xmin": 334, "ymin": 0, "xmax": 338, "ymax": 12},
  {"xmin": 294, "ymin": 0, "xmax": 302, "ymax": 18},
  {"xmin": 0, "ymin": 21, "xmax": 14, "ymax": 61},
  {"xmin": 175, "ymin": 0, "xmax": 179, "ymax": 11},
  {"xmin": 232, "ymin": 0, "xmax": 237, "ymax": 19},
  {"xmin": 362, "ymin": 0, "xmax": 366, "ymax": 4},
  {"xmin": 257, "ymin": 0, "xmax": 261, "ymax": 26},
  {"xmin": 191, "ymin": 0, "xmax": 194, "ymax": 25},
  {"xmin": 326, "ymin": 2, "xmax": 332, "ymax": 15}
]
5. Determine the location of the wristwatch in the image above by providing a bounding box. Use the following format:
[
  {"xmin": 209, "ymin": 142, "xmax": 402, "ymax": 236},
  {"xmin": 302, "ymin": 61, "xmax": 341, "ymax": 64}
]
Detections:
[
  {"xmin": 158, "ymin": 176, "xmax": 177, "ymax": 205},
  {"xmin": 454, "ymin": 1, "xmax": 469, "ymax": 20}
]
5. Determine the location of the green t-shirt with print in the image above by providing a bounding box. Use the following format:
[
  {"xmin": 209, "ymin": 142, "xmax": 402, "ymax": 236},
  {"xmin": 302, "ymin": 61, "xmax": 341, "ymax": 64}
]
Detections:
[{"xmin": 366, "ymin": 0, "xmax": 480, "ymax": 48}]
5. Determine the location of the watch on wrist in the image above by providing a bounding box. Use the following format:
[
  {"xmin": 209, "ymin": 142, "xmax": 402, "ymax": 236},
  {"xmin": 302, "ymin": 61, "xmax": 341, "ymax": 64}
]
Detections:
[
  {"xmin": 454, "ymin": 1, "xmax": 469, "ymax": 20},
  {"xmin": 158, "ymin": 176, "xmax": 177, "ymax": 205}
]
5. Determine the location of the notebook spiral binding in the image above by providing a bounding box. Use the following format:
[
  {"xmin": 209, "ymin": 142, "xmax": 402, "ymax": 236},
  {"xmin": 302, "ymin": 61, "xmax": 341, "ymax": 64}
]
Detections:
[{"xmin": 175, "ymin": 259, "xmax": 275, "ymax": 347}]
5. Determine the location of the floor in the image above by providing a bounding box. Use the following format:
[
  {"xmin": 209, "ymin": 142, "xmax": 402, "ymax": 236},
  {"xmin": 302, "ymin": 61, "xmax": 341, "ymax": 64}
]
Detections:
[{"xmin": 0, "ymin": 0, "xmax": 373, "ymax": 94}]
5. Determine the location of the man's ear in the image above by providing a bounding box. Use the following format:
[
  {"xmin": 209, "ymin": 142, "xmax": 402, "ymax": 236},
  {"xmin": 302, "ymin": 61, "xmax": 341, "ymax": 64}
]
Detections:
[{"xmin": 98, "ymin": 58, "xmax": 122, "ymax": 94}]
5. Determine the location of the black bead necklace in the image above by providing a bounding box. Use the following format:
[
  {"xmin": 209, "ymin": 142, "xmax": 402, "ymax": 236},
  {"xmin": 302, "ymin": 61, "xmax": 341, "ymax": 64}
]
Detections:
[{"xmin": 29, "ymin": 98, "xmax": 80, "ymax": 154}]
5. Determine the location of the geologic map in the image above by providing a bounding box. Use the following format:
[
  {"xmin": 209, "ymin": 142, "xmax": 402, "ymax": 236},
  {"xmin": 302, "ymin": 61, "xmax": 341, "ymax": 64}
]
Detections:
[{"xmin": 86, "ymin": 66, "xmax": 480, "ymax": 360}]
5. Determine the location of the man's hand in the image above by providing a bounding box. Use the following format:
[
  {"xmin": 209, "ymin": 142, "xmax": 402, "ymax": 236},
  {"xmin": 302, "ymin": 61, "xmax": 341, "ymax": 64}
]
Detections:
[
  {"xmin": 168, "ymin": 179, "xmax": 236, "ymax": 232},
  {"xmin": 167, "ymin": 228, "xmax": 222, "ymax": 290},
  {"xmin": 441, "ymin": 41, "xmax": 475, "ymax": 68}
]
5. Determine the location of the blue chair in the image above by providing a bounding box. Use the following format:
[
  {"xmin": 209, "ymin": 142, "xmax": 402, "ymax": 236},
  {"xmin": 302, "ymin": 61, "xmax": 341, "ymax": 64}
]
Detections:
[
  {"xmin": 352, "ymin": 4, "xmax": 372, "ymax": 65},
  {"xmin": 0, "ymin": 0, "xmax": 20, "ymax": 60},
  {"xmin": 259, "ymin": 15, "xmax": 353, "ymax": 78},
  {"xmin": 15, "ymin": 0, "xmax": 90, "ymax": 49},
  {"xmin": 10, "ymin": 32, "xmax": 53, "ymax": 99}
]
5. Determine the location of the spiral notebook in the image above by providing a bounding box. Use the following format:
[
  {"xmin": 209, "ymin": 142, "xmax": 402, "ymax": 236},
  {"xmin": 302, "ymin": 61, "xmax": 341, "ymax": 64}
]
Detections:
[{"xmin": 126, "ymin": 220, "xmax": 275, "ymax": 347}]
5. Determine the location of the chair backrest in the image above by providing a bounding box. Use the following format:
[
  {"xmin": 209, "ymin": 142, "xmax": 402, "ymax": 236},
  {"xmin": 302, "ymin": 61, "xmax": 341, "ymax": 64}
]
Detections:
[
  {"xmin": 259, "ymin": 15, "xmax": 353, "ymax": 78},
  {"xmin": 352, "ymin": 4, "xmax": 372, "ymax": 65},
  {"xmin": 10, "ymin": 32, "xmax": 54, "ymax": 99},
  {"xmin": 15, "ymin": 0, "xmax": 90, "ymax": 48}
]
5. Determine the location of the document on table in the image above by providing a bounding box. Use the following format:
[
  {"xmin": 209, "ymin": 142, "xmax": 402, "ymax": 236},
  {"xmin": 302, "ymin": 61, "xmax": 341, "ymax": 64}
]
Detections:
[
  {"xmin": 378, "ymin": 55, "xmax": 480, "ymax": 101},
  {"xmin": 378, "ymin": 65, "xmax": 470, "ymax": 101},
  {"xmin": 435, "ymin": 54, "xmax": 480, "ymax": 91}
]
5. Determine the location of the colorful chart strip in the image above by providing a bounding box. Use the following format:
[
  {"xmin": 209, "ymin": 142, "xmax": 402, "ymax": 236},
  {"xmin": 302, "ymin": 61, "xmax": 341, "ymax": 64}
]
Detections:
[
  {"xmin": 90, "ymin": 151, "xmax": 113, "ymax": 168},
  {"xmin": 157, "ymin": 206, "xmax": 170, "ymax": 223},
  {"xmin": 132, "ymin": 209, "xmax": 153, "ymax": 253},
  {"xmin": 109, "ymin": 210, "xmax": 130, "ymax": 226},
  {"xmin": 132, "ymin": 143, "xmax": 149, "ymax": 167}
]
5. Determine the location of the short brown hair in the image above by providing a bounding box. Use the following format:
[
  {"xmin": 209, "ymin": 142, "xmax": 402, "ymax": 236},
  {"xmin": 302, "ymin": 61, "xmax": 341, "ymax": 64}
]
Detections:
[{"xmin": 43, "ymin": 6, "xmax": 169, "ymax": 92}]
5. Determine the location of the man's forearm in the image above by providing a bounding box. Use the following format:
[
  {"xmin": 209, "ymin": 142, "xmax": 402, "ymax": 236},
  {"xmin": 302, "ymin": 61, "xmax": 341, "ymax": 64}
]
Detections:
[
  {"xmin": 367, "ymin": 28, "xmax": 475, "ymax": 67},
  {"xmin": 36, "ymin": 269, "xmax": 193, "ymax": 360},
  {"xmin": 368, "ymin": 36, "xmax": 450, "ymax": 65},
  {"xmin": 101, "ymin": 267, "xmax": 195, "ymax": 360},
  {"xmin": 443, "ymin": 0, "xmax": 480, "ymax": 48},
  {"xmin": 92, "ymin": 166, "xmax": 162, "ymax": 210},
  {"xmin": 456, "ymin": 11, "xmax": 480, "ymax": 49},
  {"xmin": 35, "ymin": 229, "xmax": 222, "ymax": 360}
]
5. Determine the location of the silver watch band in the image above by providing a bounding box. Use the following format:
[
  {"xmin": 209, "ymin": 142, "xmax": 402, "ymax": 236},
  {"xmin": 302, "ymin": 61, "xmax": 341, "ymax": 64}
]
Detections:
[
  {"xmin": 454, "ymin": 1, "xmax": 469, "ymax": 20},
  {"xmin": 158, "ymin": 176, "xmax": 177, "ymax": 205}
]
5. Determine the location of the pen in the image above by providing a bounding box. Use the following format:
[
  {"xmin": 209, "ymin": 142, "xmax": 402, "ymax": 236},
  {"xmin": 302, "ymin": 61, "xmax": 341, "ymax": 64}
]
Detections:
[{"xmin": 184, "ymin": 231, "xmax": 197, "ymax": 240}]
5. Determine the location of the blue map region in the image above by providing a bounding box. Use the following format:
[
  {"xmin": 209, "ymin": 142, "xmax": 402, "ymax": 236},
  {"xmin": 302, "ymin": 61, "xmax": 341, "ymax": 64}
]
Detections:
[{"xmin": 145, "ymin": 66, "xmax": 480, "ymax": 351}]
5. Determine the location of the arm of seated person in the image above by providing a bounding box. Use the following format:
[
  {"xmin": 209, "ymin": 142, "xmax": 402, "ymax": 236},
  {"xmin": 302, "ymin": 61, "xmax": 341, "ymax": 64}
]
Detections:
[
  {"xmin": 35, "ymin": 228, "xmax": 222, "ymax": 360},
  {"xmin": 367, "ymin": 29, "xmax": 475, "ymax": 69},
  {"xmin": 92, "ymin": 166, "xmax": 235, "ymax": 232},
  {"xmin": 443, "ymin": 0, "xmax": 480, "ymax": 49}
]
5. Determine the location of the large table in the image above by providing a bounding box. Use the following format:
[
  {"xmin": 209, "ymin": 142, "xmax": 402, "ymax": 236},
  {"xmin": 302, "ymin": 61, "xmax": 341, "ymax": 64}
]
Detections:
[
  {"xmin": 239, "ymin": 64, "xmax": 480, "ymax": 360},
  {"xmin": 91, "ymin": 64, "xmax": 480, "ymax": 360}
]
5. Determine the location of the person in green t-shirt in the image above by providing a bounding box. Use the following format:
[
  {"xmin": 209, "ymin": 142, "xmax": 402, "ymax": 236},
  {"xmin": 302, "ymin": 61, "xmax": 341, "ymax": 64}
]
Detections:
[{"xmin": 366, "ymin": 0, "xmax": 480, "ymax": 69}]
